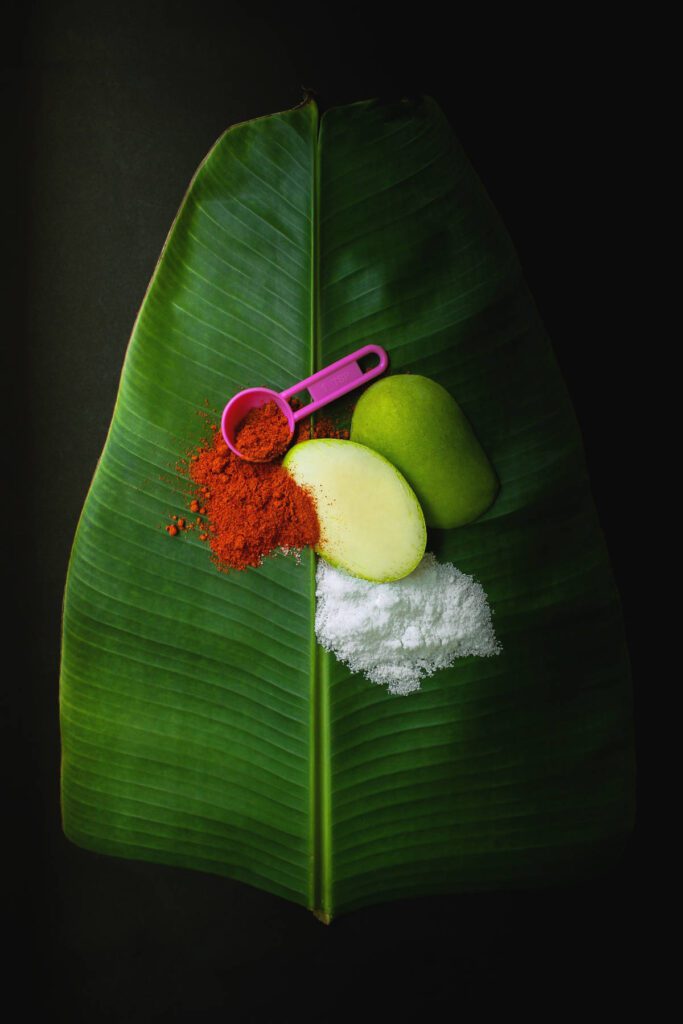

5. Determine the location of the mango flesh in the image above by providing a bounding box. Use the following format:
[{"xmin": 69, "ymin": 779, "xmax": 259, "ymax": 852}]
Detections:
[
  {"xmin": 350, "ymin": 375, "xmax": 498, "ymax": 529},
  {"xmin": 283, "ymin": 439, "xmax": 426, "ymax": 582}
]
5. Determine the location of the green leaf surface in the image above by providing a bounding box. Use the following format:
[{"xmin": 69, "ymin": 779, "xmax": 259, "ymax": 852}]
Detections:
[{"xmin": 60, "ymin": 96, "xmax": 635, "ymax": 922}]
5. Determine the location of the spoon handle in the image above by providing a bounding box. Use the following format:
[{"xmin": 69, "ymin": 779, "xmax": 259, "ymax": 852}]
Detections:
[{"xmin": 280, "ymin": 345, "xmax": 389, "ymax": 422}]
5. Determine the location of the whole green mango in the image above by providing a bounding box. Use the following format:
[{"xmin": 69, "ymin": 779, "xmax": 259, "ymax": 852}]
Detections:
[{"xmin": 350, "ymin": 374, "xmax": 498, "ymax": 529}]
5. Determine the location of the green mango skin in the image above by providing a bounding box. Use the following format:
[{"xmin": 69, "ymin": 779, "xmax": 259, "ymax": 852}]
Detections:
[{"xmin": 350, "ymin": 375, "xmax": 499, "ymax": 529}]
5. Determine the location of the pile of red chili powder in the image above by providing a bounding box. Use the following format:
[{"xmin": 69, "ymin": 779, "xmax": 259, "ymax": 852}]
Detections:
[{"xmin": 166, "ymin": 402, "xmax": 348, "ymax": 572}]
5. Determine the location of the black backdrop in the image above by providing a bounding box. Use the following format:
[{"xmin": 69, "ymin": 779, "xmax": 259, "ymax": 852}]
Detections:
[{"xmin": 5, "ymin": 1, "xmax": 644, "ymax": 1019}]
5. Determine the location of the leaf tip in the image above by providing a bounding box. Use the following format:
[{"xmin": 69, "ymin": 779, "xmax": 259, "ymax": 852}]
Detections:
[{"xmin": 297, "ymin": 86, "xmax": 319, "ymax": 109}]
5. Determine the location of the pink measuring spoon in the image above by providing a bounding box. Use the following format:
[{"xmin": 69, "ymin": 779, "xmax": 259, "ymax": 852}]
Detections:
[{"xmin": 221, "ymin": 344, "xmax": 389, "ymax": 461}]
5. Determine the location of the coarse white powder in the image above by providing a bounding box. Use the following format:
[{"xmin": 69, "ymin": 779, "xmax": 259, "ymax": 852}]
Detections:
[{"xmin": 315, "ymin": 552, "xmax": 501, "ymax": 696}]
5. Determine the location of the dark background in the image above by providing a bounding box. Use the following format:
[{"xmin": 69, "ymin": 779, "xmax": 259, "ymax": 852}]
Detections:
[{"xmin": 5, "ymin": 1, "xmax": 645, "ymax": 1019}]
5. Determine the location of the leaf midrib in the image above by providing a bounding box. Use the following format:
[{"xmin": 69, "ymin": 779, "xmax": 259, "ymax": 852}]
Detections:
[{"xmin": 308, "ymin": 101, "xmax": 333, "ymax": 922}]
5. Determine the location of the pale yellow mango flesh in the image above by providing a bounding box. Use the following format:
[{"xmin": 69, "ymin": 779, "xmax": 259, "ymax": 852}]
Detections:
[{"xmin": 282, "ymin": 439, "xmax": 426, "ymax": 582}]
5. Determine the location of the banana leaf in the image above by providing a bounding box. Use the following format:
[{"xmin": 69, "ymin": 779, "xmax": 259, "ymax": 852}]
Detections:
[{"xmin": 59, "ymin": 95, "xmax": 635, "ymax": 923}]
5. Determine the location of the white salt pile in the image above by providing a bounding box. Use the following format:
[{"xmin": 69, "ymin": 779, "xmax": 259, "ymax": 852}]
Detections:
[{"xmin": 315, "ymin": 552, "xmax": 501, "ymax": 696}]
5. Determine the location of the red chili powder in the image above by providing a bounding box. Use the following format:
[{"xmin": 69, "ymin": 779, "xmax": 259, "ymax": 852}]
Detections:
[
  {"xmin": 185, "ymin": 430, "xmax": 319, "ymax": 571},
  {"xmin": 235, "ymin": 400, "xmax": 291, "ymax": 460},
  {"xmin": 166, "ymin": 400, "xmax": 349, "ymax": 572},
  {"xmin": 294, "ymin": 416, "xmax": 350, "ymax": 442}
]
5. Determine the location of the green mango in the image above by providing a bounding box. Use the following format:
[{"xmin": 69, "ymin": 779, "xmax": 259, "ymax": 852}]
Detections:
[{"xmin": 350, "ymin": 374, "xmax": 499, "ymax": 529}]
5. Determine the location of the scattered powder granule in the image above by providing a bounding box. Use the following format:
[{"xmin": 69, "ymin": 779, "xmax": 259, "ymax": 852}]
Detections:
[{"xmin": 315, "ymin": 552, "xmax": 502, "ymax": 696}]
